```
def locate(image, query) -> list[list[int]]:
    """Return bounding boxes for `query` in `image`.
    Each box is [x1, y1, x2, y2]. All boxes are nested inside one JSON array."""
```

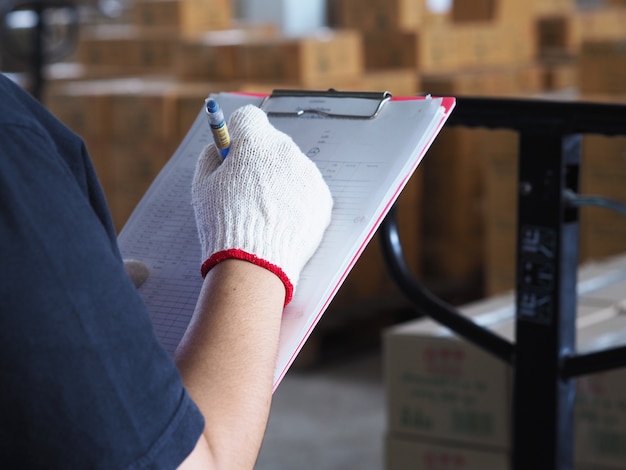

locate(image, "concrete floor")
[[255, 350, 386, 470]]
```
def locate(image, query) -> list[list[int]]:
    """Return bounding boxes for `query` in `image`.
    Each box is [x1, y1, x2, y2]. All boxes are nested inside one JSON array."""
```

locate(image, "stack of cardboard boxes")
[[41, 0, 626, 346], [384, 253, 626, 469]]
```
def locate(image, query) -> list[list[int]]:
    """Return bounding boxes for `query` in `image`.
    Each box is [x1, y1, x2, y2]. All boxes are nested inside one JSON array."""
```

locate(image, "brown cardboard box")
[[451, 0, 497, 23], [454, 23, 535, 69], [419, 127, 485, 285], [579, 40, 626, 95], [235, 70, 418, 96], [131, 0, 232, 34], [535, 13, 581, 57], [364, 23, 532, 74], [541, 56, 579, 91], [175, 33, 246, 82], [496, 1, 535, 26], [484, 216, 516, 296], [576, 6, 626, 42], [76, 25, 179, 72], [421, 66, 542, 97], [239, 29, 363, 84], [481, 130, 518, 295], [531, 0, 576, 15], [363, 27, 459, 73], [174, 26, 279, 82], [105, 79, 178, 139], [328, 0, 449, 31]]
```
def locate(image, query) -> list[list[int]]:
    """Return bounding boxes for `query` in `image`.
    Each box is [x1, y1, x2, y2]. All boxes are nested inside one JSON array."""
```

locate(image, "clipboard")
[[260, 89, 392, 119], [117, 89, 455, 390]]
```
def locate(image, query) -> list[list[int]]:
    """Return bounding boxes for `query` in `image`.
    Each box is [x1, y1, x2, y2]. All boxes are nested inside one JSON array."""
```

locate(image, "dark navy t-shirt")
[[0, 74, 204, 468]]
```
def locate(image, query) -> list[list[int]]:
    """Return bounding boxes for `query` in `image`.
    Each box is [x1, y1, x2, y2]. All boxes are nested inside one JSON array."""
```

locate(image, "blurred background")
[[3, 0, 626, 468]]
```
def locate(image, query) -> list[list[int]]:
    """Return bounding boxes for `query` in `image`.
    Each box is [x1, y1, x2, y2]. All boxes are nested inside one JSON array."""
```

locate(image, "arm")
[[173, 104, 333, 469], [175, 260, 284, 469]]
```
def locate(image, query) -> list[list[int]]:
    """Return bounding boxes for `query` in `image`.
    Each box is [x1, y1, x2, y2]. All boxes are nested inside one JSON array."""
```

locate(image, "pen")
[[205, 98, 231, 158]]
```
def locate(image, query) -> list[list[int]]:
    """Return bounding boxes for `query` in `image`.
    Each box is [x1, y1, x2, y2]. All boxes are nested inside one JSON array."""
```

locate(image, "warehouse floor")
[[255, 349, 386, 470]]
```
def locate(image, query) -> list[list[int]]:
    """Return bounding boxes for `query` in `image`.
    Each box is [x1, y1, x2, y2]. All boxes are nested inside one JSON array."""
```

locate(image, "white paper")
[[117, 92, 453, 389]]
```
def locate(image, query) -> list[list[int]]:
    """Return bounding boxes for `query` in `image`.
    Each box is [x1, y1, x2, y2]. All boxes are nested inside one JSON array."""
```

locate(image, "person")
[[0, 72, 333, 468]]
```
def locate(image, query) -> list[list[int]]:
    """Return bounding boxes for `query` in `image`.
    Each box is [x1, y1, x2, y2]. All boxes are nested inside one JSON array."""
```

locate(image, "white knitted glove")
[[191, 104, 333, 305]]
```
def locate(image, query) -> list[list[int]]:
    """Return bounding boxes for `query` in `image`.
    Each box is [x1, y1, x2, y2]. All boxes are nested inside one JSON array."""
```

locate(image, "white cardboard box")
[[574, 308, 626, 469], [384, 301, 612, 450], [384, 256, 626, 451]]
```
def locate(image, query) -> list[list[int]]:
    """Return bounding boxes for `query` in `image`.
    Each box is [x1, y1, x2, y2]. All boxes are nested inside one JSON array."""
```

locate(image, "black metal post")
[[512, 132, 581, 470]]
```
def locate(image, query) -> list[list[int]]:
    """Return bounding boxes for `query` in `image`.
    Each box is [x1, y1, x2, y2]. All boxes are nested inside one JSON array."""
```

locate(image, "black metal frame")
[[380, 97, 626, 470]]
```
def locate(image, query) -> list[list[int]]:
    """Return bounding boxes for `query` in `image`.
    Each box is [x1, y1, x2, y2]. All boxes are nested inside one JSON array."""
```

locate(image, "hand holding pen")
[[205, 99, 231, 159], [191, 104, 333, 305]]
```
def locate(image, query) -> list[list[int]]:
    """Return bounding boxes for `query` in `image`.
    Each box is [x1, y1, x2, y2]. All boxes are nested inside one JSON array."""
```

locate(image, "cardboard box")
[[104, 79, 178, 139], [451, 0, 497, 23], [541, 56, 579, 91], [363, 27, 459, 73], [576, 6, 626, 42], [239, 29, 363, 84], [235, 67, 418, 95], [496, 1, 535, 26], [421, 65, 542, 97], [386, 434, 510, 470], [532, 0, 576, 15], [385, 257, 626, 451], [579, 39, 626, 95], [456, 23, 535, 68], [76, 25, 179, 72], [131, 0, 232, 34], [419, 127, 485, 284], [535, 13, 581, 57], [364, 22, 533, 74], [329, 0, 450, 31], [174, 27, 278, 82], [574, 302, 626, 469], [484, 217, 516, 296]]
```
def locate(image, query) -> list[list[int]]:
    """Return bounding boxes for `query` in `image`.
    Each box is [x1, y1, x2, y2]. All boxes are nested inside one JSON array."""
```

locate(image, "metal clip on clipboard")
[[260, 89, 393, 120]]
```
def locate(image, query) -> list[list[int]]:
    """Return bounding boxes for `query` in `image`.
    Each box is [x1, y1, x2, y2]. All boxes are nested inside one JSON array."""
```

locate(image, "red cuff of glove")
[[201, 249, 294, 306]]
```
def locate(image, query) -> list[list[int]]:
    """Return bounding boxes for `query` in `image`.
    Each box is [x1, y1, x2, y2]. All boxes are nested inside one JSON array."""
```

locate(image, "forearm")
[[174, 259, 284, 470]]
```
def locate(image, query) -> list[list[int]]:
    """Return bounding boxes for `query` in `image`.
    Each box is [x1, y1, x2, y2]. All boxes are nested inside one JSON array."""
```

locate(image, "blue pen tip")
[[206, 99, 219, 113]]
